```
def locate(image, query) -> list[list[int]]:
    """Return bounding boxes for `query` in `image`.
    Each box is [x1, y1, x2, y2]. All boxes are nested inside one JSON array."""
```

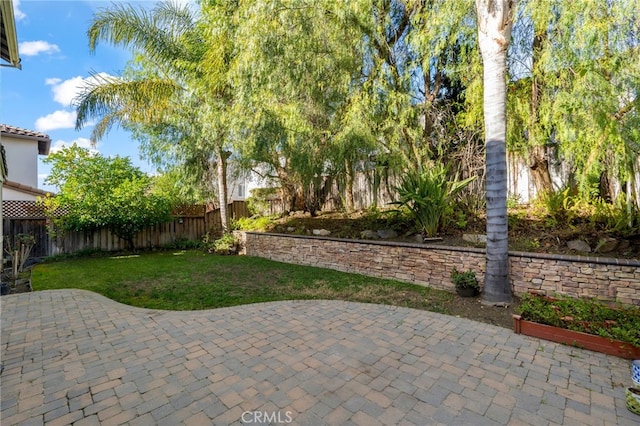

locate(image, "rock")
[[567, 239, 591, 252], [595, 237, 619, 253], [617, 240, 630, 251], [360, 230, 379, 239], [414, 234, 425, 243], [286, 227, 296, 232], [312, 229, 331, 236], [423, 237, 444, 243], [462, 234, 487, 244], [377, 229, 398, 239]]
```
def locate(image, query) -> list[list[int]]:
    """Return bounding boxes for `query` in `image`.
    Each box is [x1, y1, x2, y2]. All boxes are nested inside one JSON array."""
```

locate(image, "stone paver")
[[1, 290, 638, 425]]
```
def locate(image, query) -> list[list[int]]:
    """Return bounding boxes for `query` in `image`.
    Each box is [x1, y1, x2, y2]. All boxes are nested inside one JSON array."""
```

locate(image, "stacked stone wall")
[[239, 232, 640, 306]]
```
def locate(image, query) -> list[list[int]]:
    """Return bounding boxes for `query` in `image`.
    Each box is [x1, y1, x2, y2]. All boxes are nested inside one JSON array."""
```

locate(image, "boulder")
[[595, 238, 619, 253], [360, 230, 379, 239], [377, 229, 398, 239], [462, 234, 487, 244], [567, 239, 591, 253], [617, 240, 631, 251], [312, 229, 331, 236]]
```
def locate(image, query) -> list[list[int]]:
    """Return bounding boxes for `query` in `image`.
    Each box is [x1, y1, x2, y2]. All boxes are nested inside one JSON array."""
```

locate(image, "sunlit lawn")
[[33, 250, 454, 312]]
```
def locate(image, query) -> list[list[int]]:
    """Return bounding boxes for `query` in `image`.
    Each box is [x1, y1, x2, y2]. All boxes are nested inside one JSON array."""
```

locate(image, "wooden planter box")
[[513, 314, 640, 359]]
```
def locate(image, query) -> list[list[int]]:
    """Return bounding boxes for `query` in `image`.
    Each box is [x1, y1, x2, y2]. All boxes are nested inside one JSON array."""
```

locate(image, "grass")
[[33, 250, 455, 312]]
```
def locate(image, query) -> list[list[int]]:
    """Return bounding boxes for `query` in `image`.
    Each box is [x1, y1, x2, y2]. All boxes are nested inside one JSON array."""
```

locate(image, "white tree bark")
[[476, 0, 514, 304]]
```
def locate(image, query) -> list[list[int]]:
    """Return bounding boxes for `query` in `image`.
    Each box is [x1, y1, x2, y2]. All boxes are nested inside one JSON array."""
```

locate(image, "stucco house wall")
[[1, 124, 51, 201], [2, 136, 39, 188]]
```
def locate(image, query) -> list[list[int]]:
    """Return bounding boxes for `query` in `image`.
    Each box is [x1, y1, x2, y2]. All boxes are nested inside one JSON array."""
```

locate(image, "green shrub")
[[44, 248, 108, 262], [202, 233, 238, 255], [246, 188, 279, 216], [165, 238, 202, 250], [532, 187, 574, 226], [450, 268, 479, 290], [391, 163, 476, 237], [232, 216, 275, 231]]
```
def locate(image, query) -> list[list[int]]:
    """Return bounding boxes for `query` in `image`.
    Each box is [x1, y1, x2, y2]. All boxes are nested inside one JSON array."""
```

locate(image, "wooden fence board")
[[3, 218, 49, 258], [205, 201, 250, 234]]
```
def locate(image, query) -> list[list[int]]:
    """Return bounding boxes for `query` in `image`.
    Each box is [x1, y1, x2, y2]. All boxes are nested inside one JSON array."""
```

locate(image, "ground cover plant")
[[32, 250, 516, 328], [517, 292, 640, 347]]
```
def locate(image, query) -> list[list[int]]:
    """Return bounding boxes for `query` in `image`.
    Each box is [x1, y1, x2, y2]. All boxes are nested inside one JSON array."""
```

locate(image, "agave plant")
[[391, 162, 476, 237]]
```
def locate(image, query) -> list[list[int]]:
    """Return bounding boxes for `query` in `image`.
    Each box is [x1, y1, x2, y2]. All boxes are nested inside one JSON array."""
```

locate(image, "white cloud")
[[14, 0, 26, 21], [50, 137, 98, 153], [35, 110, 77, 132], [19, 41, 60, 56], [46, 73, 114, 107], [45, 78, 61, 86]]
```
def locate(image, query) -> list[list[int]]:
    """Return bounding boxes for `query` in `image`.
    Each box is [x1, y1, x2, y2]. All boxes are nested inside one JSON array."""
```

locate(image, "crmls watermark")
[[241, 411, 293, 424]]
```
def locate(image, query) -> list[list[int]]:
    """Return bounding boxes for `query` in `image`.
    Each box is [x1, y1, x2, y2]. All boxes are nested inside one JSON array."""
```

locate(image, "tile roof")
[[1, 124, 51, 155], [3, 180, 52, 198]]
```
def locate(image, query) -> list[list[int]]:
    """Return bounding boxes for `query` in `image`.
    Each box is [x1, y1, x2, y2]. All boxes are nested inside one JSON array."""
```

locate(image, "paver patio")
[[1, 290, 638, 425]]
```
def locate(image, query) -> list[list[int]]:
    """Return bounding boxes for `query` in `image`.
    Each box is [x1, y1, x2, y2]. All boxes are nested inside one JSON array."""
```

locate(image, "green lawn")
[[33, 250, 454, 312]]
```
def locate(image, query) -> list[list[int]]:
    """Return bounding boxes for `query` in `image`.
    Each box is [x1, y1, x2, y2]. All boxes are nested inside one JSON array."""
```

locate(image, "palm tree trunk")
[[476, 0, 514, 305]]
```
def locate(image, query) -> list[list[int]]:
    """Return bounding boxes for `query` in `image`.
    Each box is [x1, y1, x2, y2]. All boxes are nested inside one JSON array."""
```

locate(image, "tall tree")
[[41, 145, 172, 250], [508, 0, 640, 206], [476, 0, 515, 305], [75, 1, 234, 233], [230, 0, 371, 214]]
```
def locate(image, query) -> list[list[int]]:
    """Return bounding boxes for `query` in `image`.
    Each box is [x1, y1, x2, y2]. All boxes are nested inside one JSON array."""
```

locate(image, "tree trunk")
[[529, 145, 553, 195], [216, 147, 230, 234], [345, 158, 355, 213], [528, 31, 554, 196], [476, 0, 514, 305]]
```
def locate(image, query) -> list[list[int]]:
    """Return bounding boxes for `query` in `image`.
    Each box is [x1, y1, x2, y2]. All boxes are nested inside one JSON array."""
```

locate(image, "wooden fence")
[[206, 201, 250, 234], [49, 217, 207, 255], [3, 218, 49, 258], [2, 201, 249, 257]]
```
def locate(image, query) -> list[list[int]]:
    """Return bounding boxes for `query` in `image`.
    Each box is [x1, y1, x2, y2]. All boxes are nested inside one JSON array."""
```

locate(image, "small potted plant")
[[451, 267, 480, 297]]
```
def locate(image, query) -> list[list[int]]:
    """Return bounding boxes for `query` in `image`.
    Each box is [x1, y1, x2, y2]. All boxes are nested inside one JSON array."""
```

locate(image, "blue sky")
[[1, 0, 191, 192]]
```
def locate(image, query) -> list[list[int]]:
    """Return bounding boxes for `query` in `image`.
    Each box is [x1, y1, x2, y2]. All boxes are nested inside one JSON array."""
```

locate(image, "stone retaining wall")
[[239, 232, 640, 306]]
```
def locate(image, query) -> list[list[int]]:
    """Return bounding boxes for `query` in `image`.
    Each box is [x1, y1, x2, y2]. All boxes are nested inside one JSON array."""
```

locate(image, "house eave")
[[0, 125, 52, 155], [0, 0, 21, 70], [3, 180, 52, 197]]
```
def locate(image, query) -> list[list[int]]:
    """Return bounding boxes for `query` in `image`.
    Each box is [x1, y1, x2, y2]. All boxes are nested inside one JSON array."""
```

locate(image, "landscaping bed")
[[514, 292, 640, 358]]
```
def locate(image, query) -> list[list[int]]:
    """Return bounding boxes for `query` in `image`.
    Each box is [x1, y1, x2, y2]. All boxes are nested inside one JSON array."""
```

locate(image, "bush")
[[232, 216, 275, 231], [450, 268, 479, 290], [246, 188, 279, 216], [391, 163, 476, 237], [202, 233, 238, 255], [531, 187, 574, 226], [165, 238, 202, 250]]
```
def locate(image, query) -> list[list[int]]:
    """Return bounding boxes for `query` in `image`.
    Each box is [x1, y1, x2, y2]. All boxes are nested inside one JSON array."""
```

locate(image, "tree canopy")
[[41, 145, 173, 249], [75, 0, 639, 225]]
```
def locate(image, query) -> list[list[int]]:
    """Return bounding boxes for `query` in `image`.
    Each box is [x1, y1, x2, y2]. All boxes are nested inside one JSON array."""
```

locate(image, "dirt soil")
[[445, 295, 519, 329], [263, 209, 638, 329], [266, 210, 639, 259]]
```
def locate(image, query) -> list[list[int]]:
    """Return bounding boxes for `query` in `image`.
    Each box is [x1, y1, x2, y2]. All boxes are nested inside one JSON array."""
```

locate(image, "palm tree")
[[476, 0, 515, 305], [74, 1, 233, 233]]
